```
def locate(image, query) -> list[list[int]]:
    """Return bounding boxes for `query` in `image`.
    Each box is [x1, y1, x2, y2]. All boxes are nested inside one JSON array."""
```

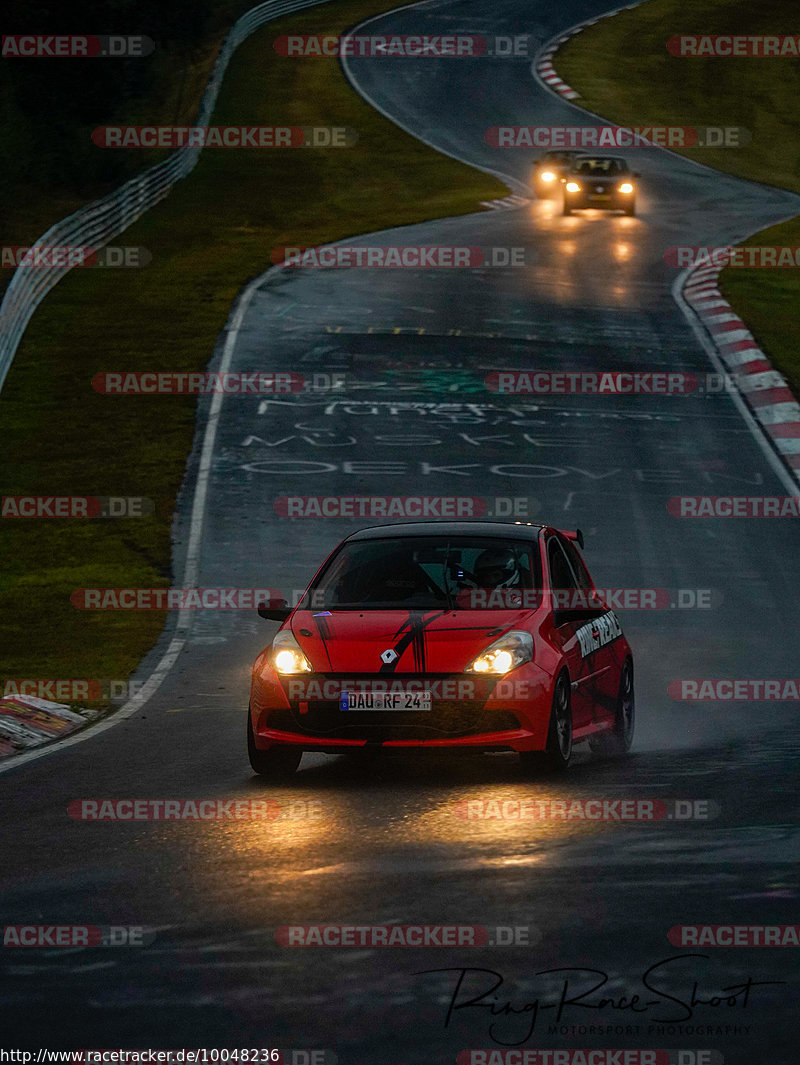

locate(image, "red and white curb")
[[0, 695, 94, 759], [535, 36, 582, 100], [479, 193, 531, 210], [532, 5, 800, 489], [683, 266, 800, 486], [534, 4, 642, 101]]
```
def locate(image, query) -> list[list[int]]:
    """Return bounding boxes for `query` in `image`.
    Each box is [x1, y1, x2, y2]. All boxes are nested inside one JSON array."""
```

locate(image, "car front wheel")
[[247, 708, 302, 778], [520, 672, 573, 774]]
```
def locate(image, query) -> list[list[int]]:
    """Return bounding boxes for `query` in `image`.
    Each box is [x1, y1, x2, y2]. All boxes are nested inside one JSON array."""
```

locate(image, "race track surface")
[[2, 1, 799, 1061]]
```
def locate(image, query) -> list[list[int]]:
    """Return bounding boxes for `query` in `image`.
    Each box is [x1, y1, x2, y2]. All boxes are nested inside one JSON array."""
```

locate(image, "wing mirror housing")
[[257, 595, 291, 621]]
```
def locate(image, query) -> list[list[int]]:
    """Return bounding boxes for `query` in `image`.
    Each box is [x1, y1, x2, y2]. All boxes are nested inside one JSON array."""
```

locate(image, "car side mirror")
[[257, 595, 291, 621]]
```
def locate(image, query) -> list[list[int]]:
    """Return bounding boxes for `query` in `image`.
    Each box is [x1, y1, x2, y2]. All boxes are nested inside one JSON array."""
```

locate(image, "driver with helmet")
[[472, 547, 522, 589]]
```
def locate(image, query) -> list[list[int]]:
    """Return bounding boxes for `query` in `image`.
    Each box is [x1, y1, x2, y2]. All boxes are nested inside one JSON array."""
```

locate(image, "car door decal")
[[574, 610, 623, 658]]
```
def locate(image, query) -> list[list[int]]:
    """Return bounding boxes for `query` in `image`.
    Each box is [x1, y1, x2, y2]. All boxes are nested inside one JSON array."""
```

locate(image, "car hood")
[[288, 609, 534, 674]]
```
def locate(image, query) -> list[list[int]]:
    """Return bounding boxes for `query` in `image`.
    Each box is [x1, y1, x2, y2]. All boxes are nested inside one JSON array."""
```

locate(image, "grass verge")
[[0, 0, 507, 697], [554, 0, 800, 396]]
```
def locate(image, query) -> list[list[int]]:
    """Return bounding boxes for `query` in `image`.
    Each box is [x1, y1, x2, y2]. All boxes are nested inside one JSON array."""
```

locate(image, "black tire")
[[589, 659, 635, 757], [520, 672, 573, 774], [624, 201, 636, 216], [562, 202, 572, 216], [247, 708, 302, 778]]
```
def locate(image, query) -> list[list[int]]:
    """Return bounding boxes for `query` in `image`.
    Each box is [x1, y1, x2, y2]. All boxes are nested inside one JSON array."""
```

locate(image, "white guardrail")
[[0, 0, 330, 395]]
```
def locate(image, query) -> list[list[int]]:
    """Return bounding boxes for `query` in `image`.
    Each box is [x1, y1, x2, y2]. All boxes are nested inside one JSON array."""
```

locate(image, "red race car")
[[248, 521, 634, 777]]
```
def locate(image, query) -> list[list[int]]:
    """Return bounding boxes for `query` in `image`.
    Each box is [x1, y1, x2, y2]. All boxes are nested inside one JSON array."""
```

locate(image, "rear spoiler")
[[558, 528, 584, 549]]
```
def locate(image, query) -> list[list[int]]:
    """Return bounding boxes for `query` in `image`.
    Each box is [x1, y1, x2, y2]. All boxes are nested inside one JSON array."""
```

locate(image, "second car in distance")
[[531, 150, 585, 197], [562, 155, 639, 215]]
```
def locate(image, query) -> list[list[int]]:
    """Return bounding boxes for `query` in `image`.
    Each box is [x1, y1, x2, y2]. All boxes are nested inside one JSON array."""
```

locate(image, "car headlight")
[[619, 182, 634, 194], [540, 170, 556, 182], [566, 182, 581, 193], [465, 630, 533, 675], [269, 630, 312, 674]]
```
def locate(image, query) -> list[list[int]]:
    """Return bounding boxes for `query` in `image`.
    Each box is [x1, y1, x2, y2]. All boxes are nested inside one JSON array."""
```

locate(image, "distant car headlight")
[[269, 630, 312, 674], [566, 182, 581, 193], [540, 170, 556, 182], [619, 183, 634, 194], [465, 630, 533, 675]]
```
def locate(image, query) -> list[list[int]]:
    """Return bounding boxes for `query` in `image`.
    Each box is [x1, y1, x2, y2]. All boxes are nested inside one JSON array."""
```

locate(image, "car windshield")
[[543, 152, 576, 164], [573, 157, 626, 175], [299, 536, 543, 611]]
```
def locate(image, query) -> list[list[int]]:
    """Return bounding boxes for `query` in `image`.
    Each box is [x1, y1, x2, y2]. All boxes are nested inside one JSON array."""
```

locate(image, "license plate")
[[588, 194, 610, 201], [340, 691, 432, 711]]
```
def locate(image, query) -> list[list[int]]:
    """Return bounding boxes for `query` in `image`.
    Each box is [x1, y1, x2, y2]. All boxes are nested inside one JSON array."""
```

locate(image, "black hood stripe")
[[309, 614, 333, 670], [379, 610, 449, 673]]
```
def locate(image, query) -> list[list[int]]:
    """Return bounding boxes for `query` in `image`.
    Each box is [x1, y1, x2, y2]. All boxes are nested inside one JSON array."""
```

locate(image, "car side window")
[[561, 538, 593, 591], [548, 538, 577, 604]]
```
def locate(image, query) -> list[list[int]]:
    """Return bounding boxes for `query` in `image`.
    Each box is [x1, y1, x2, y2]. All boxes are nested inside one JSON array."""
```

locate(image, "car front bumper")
[[250, 666, 554, 752]]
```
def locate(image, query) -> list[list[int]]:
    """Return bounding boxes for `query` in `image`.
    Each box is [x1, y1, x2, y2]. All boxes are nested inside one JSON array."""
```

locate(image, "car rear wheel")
[[520, 673, 573, 774], [589, 659, 634, 757], [247, 708, 302, 778]]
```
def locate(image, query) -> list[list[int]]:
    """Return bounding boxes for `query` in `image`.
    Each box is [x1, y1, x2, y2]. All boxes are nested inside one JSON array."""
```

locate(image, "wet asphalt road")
[[2, 0, 799, 1061]]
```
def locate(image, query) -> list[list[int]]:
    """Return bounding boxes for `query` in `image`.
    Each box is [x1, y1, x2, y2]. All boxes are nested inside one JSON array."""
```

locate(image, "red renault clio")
[[248, 521, 634, 777]]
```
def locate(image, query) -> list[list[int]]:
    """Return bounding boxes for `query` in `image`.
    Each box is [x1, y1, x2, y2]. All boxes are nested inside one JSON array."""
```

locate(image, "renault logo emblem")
[[380, 649, 398, 664]]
